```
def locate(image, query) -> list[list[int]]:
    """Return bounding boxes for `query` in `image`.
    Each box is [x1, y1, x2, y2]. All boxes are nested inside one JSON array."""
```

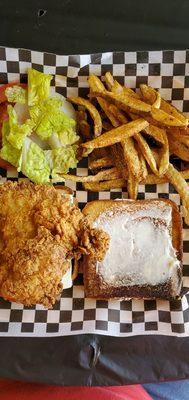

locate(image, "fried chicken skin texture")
[[0, 182, 109, 307]]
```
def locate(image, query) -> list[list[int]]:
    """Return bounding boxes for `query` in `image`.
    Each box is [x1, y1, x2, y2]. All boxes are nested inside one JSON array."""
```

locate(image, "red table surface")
[[0, 379, 152, 400]]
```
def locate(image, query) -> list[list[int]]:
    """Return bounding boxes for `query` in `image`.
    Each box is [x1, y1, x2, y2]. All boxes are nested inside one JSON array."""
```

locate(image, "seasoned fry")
[[88, 75, 120, 127], [167, 128, 189, 146], [83, 179, 127, 191], [159, 130, 169, 175], [160, 99, 188, 125], [83, 168, 189, 191], [134, 133, 158, 175], [104, 72, 115, 90], [121, 137, 141, 179], [127, 171, 139, 200], [68, 96, 102, 136], [138, 150, 148, 180], [104, 72, 139, 98], [92, 90, 151, 113], [140, 84, 157, 104], [88, 156, 113, 170], [140, 84, 161, 109], [97, 98, 120, 127], [76, 110, 91, 141], [168, 137, 189, 161], [140, 84, 188, 126], [166, 163, 189, 224], [62, 168, 121, 183], [129, 111, 166, 144], [81, 119, 149, 150], [151, 107, 186, 127], [110, 143, 127, 175], [88, 74, 105, 92], [109, 104, 128, 124]]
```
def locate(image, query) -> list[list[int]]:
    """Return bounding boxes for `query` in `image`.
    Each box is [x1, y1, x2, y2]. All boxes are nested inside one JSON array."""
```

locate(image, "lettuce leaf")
[[21, 138, 50, 184], [5, 85, 26, 104], [46, 145, 78, 182], [30, 97, 78, 144], [28, 68, 52, 106], [7, 105, 34, 150], [0, 120, 22, 169]]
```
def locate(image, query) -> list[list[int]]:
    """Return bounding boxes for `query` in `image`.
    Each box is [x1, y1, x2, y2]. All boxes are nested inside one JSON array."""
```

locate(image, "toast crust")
[[83, 199, 183, 300]]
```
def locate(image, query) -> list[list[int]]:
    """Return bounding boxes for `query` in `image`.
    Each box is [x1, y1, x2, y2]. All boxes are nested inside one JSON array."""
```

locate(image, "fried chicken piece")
[[0, 182, 109, 307], [0, 227, 69, 307]]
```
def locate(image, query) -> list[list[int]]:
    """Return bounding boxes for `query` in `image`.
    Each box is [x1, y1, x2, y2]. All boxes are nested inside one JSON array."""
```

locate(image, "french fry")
[[62, 167, 122, 183], [151, 107, 186, 127], [76, 110, 91, 141], [140, 84, 161, 109], [127, 171, 139, 200], [140, 84, 188, 125], [92, 90, 151, 113], [88, 74, 106, 92], [84, 169, 189, 191], [81, 119, 149, 150], [104, 72, 139, 98], [140, 84, 157, 104], [88, 156, 113, 170], [110, 143, 128, 176], [83, 178, 127, 191], [97, 98, 120, 127], [88, 75, 120, 127], [68, 96, 102, 137], [161, 99, 188, 126], [142, 174, 167, 184], [138, 149, 148, 180], [144, 169, 189, 183], [109, 104, 128, 124], [121, 137, 141, 179], [159, 130, 169, 175], [129, 111, 166, 144], [134, 133, 158, 175], [166, 163, 189, 224], [168, 137, 189, 161], [167, 128, 189, 146], [104, 72, 115, 90]]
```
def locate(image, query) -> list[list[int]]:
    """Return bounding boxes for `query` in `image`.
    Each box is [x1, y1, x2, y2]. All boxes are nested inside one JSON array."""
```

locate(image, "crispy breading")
[[0, 182, 109, 307]]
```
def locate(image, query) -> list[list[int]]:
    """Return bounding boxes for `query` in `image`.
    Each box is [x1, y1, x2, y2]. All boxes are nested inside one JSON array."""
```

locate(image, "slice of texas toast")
[[82, 199, 183, 300]]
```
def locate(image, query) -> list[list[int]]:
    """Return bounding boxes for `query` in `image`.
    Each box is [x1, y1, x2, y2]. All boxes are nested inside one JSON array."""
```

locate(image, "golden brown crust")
[[0, 182, 109, 307], [83, 198, 183, 300]]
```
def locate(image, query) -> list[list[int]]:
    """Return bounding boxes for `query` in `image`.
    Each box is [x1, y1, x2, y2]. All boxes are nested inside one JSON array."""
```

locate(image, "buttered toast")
[[82, 199, 183, 300]]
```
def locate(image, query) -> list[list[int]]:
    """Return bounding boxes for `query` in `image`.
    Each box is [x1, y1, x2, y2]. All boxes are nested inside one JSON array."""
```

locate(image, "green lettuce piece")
[[21, 138, 50, 184], [48, 121, 79, 148], [46, 145, 78, 182], [7, 105, 34, 150], [29, 97, 62, 139], [5, 85, 26, 104], [30, 97, 78, 144], [0, 120, 22, 169], [28, 68, 52, 106]]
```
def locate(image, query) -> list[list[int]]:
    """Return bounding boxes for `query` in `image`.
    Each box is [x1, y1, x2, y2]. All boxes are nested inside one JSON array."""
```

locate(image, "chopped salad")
[[0, 69, 79, 183]]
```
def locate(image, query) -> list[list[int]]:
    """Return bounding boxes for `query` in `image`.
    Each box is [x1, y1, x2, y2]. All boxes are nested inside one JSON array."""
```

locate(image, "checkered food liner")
[[0, 47, 189, 338]]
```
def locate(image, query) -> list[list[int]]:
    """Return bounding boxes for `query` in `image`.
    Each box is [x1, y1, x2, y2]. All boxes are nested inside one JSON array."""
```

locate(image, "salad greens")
[[5, 85, 26, 104], [1, 120, 22, 169], [1, 68, 79, 183]]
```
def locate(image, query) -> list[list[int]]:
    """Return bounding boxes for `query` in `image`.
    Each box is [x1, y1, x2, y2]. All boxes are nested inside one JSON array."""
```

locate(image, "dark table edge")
[[0, 334, 188, 386]]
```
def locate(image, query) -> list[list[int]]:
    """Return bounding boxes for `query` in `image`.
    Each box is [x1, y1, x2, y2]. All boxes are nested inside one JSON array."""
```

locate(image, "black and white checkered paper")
[[0, 47, 189, 337]]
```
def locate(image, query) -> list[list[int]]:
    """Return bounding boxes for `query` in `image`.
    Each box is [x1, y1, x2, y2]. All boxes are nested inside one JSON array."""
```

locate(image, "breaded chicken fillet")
[[0, 182, 109, 307]]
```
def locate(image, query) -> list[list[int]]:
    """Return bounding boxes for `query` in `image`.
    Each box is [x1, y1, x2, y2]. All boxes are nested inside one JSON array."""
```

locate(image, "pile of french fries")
[[64, 72, 189, 224]]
